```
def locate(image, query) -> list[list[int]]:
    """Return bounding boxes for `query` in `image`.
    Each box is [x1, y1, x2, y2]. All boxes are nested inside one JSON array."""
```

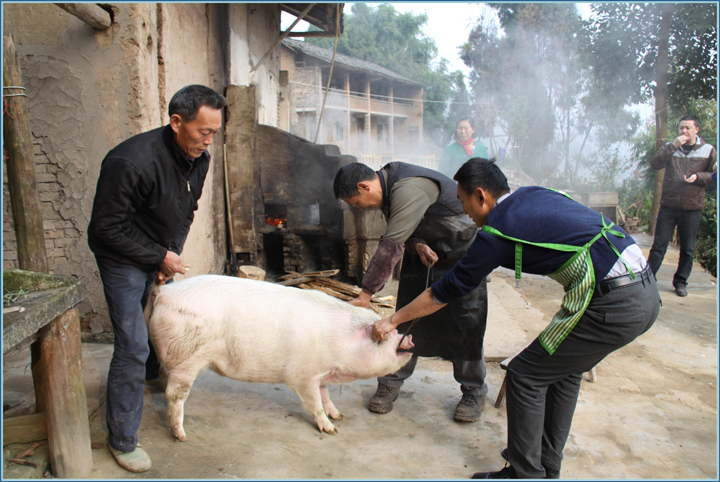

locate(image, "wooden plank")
[[300, 283, 353, 301], [225, 85, 258, 254], [279, 269, 339, 281], [237, 265, 266, 280], [40, 308, 92, 478], [2, 413, 47, 445], [54, 3, 112, 29]]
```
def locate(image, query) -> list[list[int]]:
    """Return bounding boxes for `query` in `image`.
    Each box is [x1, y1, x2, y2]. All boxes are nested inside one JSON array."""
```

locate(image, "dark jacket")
[[381, 162, 463, 218], [651, 136, 716, 211], [88, 125, 211, 270], [380, 162, 486, 360]]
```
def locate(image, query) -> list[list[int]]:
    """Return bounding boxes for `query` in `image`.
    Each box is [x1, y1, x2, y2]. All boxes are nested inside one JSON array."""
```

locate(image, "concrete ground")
[[3, 232, 717, 479]]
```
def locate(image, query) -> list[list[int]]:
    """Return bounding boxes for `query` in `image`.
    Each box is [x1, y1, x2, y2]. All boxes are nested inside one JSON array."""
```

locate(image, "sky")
[[280, 3, 593, 79], [280, 2, 486, 77]]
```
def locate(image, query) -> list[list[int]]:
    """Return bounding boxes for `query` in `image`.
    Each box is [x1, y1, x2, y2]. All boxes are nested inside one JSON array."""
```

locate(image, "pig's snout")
[[397, 334, 414, 351]]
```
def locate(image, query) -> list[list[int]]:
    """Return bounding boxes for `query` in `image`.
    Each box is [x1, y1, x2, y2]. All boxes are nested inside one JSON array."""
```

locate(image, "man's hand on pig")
[[371, 315, 398, 342], [348, 289, 372, 308], [160, 250, 189, 278]]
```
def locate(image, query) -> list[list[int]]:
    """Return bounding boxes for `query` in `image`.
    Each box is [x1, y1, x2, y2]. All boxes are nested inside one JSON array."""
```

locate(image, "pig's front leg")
[[320, 385, 343, 421], [291, 380, 338, 435]]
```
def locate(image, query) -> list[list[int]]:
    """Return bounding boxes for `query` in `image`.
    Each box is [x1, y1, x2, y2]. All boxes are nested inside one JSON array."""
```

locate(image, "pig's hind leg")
[[320, 385, 343, 421], [165, 363, 203, 442], [291, 379, 338, 435]]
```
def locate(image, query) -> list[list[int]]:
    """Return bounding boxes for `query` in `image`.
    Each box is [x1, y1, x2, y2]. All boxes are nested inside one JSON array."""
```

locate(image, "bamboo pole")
[[3, 17, 48, 274], [4, 16, 50, 415]]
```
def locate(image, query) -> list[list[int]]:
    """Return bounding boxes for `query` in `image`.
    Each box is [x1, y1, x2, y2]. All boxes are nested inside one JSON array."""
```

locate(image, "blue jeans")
[[96, 260, 160, 453], [647, 206, 702, 288]]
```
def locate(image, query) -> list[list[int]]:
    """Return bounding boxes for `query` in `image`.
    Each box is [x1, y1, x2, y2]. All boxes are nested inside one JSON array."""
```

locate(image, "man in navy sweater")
[[372, 159, 661, 479]]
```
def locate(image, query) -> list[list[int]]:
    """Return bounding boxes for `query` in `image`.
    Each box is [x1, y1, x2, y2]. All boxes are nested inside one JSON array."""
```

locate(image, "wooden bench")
[[3, 269, 92, 478], [494, 346, 597, 408]]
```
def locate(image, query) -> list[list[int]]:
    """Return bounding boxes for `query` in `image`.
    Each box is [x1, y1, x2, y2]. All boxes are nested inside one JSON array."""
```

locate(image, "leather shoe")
[[368, 384, 400, 414], [675, 285, 688, 297], [454, 394, 485, 422], [472, 465, 516, 479]]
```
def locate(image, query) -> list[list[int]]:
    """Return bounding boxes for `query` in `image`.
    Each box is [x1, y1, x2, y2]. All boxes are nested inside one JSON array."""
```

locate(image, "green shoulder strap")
[[481, 188, 635, 287]]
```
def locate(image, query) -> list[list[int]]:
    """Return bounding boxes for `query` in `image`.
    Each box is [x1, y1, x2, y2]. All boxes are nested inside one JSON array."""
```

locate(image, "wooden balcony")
[[292, 85, 413, 117]]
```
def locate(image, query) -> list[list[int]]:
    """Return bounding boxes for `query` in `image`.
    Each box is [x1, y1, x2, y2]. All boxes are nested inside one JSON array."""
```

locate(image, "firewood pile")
[[277, 270, 395, 312]]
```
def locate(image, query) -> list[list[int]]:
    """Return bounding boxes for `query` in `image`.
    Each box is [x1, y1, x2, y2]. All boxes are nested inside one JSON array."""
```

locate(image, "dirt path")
[[3, 234, 717, 479]]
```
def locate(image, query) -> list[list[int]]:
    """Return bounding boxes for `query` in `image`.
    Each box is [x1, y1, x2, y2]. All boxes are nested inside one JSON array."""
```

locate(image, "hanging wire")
[[313, 3, 341, 144]]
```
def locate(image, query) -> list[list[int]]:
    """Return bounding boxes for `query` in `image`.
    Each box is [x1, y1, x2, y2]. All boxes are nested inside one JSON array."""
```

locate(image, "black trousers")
[[647, 206, 702, 288], [502, 270, 661, 478]]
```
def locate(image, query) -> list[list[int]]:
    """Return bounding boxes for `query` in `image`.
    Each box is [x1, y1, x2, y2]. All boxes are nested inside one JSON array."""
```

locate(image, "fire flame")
[[265, 212, 287, 227]]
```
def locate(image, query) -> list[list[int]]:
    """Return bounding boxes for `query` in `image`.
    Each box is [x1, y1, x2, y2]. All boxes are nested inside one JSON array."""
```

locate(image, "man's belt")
[[599, 264, 653, 295]]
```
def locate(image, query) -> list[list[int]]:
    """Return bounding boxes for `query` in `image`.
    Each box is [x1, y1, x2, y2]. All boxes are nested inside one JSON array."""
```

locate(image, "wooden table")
[[3, 269, 92, 478]]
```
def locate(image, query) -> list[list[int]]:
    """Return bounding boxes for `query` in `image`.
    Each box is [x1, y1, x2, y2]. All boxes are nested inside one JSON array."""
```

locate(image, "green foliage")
[[585, 3, 717, 111], [463, 3, 617, 184], [695, 189, 717, 277], [306, 3, 467, 145]]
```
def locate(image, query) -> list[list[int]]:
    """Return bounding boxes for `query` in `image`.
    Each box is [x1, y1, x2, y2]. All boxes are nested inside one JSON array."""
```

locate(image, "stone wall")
[[2, 3, 279, 333]]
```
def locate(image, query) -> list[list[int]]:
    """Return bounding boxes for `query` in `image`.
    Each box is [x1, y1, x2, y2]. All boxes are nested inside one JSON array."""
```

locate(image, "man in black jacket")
[[88, 85, 225, 473]]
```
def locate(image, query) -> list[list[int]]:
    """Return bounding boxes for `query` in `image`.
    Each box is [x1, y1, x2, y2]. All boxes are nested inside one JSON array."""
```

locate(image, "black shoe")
[[368, 384, 400, 414], [675, 285, 688, 297], [454, 394, 485, 422], [544, 468, 560, 479], [472, 465, 517, 479]]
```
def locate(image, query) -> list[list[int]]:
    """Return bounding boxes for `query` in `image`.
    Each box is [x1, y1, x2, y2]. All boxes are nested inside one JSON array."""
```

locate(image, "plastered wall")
[[2, 3, 278, 333]]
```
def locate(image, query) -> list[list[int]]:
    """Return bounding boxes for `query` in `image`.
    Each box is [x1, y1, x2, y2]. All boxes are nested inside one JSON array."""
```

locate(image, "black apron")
[[396, 214, 487, 360]]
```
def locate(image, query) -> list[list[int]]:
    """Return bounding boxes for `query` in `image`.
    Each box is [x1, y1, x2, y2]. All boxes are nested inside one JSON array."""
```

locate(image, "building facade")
[[279, 38, 436, 170]]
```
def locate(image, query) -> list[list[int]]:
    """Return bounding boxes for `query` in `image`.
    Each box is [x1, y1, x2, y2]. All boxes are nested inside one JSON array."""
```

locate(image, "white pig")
[[144, 274, 414, 441]]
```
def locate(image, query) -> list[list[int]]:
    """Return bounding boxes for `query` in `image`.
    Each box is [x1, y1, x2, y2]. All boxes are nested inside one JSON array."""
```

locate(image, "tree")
[[306, 3, 467, 145], [461, 3, 609, 184], [584, 3, 717, 233]]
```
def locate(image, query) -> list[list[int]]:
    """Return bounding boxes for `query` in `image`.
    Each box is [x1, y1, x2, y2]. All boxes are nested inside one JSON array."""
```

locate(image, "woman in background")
[[437, 116, 489, 179]]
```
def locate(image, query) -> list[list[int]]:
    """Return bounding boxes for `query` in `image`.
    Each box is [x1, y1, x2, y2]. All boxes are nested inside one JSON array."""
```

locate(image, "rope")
[[3, 97, 21, 119]]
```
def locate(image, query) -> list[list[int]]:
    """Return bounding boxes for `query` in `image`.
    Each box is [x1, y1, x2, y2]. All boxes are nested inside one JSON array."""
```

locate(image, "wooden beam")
[[286, 31, 340, 38], [2, 17, 48, 274], [4, 19, 51, 417], [41, 309, 92, 478], [250, 3, 315, 74], [3, 413, 48, 445], [55, 3, 112, 29]]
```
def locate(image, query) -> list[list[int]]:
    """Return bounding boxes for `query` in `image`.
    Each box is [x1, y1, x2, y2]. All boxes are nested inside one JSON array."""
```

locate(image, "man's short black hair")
[[168, 85, 226, 121], [333, 163, 376, 199], [454, 158, 510, 199], [679, 115, 700, 129]]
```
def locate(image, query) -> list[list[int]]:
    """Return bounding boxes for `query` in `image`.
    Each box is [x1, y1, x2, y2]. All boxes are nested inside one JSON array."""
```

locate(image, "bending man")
[[334, 161, 488, 423], [372, 159, 661, 479]]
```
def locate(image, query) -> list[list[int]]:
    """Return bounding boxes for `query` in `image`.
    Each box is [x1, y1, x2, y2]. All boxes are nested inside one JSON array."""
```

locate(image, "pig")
[[143, 274, 414, 441]]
